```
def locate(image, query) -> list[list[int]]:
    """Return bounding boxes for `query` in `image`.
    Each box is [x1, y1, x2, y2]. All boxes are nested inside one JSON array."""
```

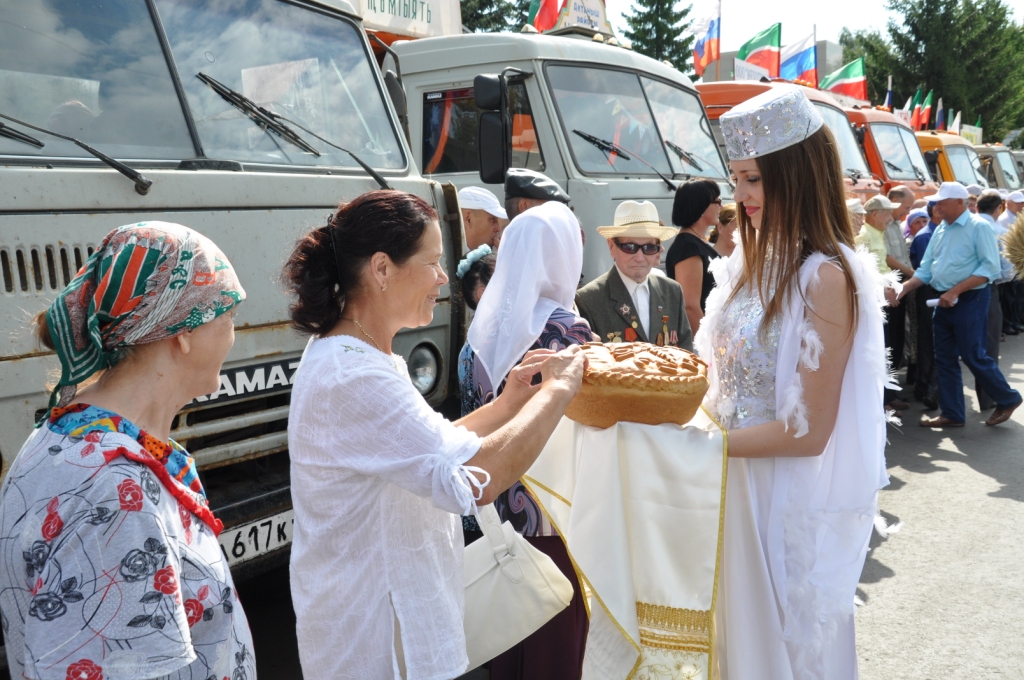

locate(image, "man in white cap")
[[575, 201, 692, 349], [846, 197, 866, 229], [899, 182, 1022, 427], [998, 189, 1023, 229], [458, 186, 508, 251], [858, 194, 910, 410], [966, 183, 984, 213]]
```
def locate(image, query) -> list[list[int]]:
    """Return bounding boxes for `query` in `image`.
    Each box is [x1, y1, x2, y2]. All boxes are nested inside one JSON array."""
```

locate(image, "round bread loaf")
[[564, 342, 709, 429]]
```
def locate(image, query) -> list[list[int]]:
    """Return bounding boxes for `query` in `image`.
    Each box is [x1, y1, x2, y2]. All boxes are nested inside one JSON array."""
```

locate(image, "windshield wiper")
[[0, 112, 152, 194], [573, 130, 676, 191], [845, 167, 865, 180], [883, 159, 906, 174], [665, 141, 731, 182], [665, 141, 702, 171], [273, 115, 391, 190], [197, 72, 320, 156], [0, 121, 44, 149]]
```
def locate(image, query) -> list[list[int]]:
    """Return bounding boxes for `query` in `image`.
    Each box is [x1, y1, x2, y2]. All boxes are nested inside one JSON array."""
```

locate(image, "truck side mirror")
[[479, 111, 510, 184], [384, 70, 409, 143], [923, 150, 939, 165], [474, 74, 502, 111], [475, 74, 510, 184], [853, 125, 865, 145]]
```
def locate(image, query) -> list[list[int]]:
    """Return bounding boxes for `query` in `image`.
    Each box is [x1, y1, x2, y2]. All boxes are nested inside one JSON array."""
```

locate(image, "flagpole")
[[714, 0, 722, 82]]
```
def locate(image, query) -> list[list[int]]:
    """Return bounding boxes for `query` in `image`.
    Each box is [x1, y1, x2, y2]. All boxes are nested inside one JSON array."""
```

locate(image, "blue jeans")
[[933, 286, 1021, 423]]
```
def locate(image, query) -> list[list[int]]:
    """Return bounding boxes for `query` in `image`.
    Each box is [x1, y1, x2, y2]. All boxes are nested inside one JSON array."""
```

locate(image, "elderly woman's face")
[[391, 219, 448, 329], [183, 310, 236, 398], [731, 159, 764, 230]]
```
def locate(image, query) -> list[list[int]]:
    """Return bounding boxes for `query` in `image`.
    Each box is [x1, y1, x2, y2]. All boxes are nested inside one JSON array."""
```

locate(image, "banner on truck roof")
[[960, 124, 983, 145], [734, 58, 769, 82], [554, 0, 615, 35], [357, 0, 461, 38], [829, 93, 871, 109]]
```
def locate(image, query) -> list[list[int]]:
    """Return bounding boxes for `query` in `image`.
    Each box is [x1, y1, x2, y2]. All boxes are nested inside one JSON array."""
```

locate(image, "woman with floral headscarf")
[[0, 222, 255, 680]]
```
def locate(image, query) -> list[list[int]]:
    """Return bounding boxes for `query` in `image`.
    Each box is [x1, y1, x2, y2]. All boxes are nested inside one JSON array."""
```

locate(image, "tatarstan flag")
[[737, 23, 781, 77], [819, 57, 868, 101], [919, 90, 933, 130], [528, 0, 564, 32], [908, 88, 922, 129]]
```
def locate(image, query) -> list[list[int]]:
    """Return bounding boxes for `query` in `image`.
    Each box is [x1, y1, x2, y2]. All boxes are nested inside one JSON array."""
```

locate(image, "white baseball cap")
[[965, 184, 984, 197], [1008, 190, 1024, 203], [923, 182, 970, 202], [998, 189, 1009, 199], [864, 195, 899, 212], [458, 186, 508, 219], [846, 197, 867, 215]]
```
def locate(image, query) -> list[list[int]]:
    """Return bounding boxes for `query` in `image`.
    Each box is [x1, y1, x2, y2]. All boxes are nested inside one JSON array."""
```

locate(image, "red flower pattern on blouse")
[[117, 479, 144, 512], [65, 658, 103, 680], [184, 598, 204, 627], [42, 497, 63, 541], [153, 565, 178, 595]]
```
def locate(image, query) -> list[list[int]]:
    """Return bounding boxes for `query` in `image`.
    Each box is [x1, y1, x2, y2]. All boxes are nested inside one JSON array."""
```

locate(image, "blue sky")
[[602, 0, 1024, 53]]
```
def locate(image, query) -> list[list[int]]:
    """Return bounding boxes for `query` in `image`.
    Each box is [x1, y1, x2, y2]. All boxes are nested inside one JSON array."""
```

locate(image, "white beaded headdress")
[[720, 85, 824, 161]]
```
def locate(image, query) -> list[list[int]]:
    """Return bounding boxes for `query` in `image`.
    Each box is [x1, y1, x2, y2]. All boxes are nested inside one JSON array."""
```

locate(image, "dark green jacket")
[[575, 267, 693, 350]]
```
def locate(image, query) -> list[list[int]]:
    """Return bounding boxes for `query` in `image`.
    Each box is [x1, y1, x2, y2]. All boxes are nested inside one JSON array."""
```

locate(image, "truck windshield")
[[153, 0, 404, 169], [813, 104, 870, 177], [995, 150, 1022, 189], [0, 0, 194, 160], [946, 145, 989, 187], [547, 65, 674, 177], [871, 124, 929, 182]]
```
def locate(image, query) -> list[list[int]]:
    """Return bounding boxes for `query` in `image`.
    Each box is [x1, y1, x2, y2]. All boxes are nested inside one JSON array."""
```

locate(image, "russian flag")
[[692, 8, 721, 77], [780, 32, 817, 87]]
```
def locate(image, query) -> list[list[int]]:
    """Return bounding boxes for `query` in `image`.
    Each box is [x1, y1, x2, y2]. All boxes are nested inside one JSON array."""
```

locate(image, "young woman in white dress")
[[694, 87, 892, 679]]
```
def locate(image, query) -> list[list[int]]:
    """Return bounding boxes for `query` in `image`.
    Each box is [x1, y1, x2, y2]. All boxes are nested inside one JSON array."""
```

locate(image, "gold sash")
[[522, 408, 727, 680]]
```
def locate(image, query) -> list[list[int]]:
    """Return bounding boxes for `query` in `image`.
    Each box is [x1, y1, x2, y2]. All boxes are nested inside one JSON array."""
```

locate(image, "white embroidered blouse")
[[287, 336, 484, 680]]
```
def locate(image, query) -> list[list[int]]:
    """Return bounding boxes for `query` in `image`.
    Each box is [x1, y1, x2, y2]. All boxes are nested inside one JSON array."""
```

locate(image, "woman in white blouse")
[[283, 190, 586, 680]]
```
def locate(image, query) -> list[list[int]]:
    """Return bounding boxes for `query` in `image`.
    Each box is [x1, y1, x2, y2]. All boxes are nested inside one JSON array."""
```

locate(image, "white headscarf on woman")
[[468, 200, 583, 389]]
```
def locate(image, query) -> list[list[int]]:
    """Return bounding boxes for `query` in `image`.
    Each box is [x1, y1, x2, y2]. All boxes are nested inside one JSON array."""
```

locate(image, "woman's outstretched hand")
[[541, 345, 588, 394]]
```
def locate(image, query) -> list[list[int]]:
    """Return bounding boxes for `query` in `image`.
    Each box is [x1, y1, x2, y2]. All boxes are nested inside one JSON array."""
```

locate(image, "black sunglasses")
[[614, 239, 662, 255]]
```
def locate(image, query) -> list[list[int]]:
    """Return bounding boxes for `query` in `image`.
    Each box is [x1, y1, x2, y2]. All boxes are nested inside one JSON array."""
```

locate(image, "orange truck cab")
[[696, 81, 881, 202], [845, 107, 939, 200], [915, 131, 990, 188]]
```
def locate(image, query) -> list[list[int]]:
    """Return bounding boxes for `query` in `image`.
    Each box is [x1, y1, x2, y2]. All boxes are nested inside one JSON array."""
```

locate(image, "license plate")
[[218, 509, 294, 567]]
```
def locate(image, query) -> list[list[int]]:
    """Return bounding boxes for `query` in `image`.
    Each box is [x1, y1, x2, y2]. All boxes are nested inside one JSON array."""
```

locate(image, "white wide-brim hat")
[[596, 200, 679, 241]]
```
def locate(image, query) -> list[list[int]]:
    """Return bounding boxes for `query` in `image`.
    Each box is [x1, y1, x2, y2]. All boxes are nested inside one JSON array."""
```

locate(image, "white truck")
[[0, 0, 465, 613], [391, 30, 732, 280]]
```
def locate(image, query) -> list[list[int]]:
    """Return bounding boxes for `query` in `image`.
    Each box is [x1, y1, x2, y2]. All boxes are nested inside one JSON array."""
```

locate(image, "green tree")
[[622, 0, 694, 75], [838, 28, 896, 105], [461, 0, 516, 32], [880, 0, 1024, 141]]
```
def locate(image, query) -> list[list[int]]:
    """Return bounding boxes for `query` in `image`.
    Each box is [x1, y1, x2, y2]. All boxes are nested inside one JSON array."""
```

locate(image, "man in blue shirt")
[[899, 182, 1023, 427]]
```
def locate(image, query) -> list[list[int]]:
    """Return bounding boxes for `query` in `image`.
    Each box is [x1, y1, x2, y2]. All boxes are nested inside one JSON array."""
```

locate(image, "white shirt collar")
[[614, 265, 649, 296]]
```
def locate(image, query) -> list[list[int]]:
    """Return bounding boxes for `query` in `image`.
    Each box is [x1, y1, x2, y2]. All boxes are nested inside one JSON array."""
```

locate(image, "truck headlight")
[[408, 345, 439, 395]]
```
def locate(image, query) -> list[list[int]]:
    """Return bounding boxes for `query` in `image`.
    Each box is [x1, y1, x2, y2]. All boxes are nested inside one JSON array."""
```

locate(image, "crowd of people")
[[0, 84, 1020, 680]]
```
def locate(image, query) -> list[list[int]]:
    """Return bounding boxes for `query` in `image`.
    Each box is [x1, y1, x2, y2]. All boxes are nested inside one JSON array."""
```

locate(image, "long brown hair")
[[732, 125, 857, 333]]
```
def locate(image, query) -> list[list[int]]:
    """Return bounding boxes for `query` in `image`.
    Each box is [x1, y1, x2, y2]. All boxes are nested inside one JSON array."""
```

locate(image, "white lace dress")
[[287, 336, 484, 680]]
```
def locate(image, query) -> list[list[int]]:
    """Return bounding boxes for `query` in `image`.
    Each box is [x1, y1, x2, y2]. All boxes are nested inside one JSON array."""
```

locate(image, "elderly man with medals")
[[576, 201, 693, 350]]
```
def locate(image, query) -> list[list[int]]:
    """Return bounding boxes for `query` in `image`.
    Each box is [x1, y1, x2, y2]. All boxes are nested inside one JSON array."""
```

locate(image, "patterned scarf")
[[45, 221, 245, 411]]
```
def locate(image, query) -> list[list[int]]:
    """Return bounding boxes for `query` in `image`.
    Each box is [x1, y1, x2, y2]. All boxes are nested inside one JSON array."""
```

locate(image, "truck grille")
[[171, 391, 291, 470], [1, 244, 94, 293]]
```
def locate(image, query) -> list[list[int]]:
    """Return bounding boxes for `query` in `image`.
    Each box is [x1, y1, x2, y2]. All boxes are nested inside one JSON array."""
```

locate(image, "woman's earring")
[[382, 285, 388, 292]]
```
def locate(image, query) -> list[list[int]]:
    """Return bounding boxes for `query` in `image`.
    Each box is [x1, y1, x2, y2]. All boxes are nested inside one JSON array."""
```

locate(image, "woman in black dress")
[[666, 179, 722, 333]]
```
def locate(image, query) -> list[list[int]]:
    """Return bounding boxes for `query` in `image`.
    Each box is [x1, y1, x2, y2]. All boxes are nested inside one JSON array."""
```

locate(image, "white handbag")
[[462, 503, 575, 670]]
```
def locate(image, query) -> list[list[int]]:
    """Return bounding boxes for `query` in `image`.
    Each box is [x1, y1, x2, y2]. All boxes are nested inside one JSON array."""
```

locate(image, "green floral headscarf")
[[45, 221, 246, 411]]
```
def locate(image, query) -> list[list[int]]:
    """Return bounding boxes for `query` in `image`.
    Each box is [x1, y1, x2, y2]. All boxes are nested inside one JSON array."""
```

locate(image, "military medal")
[[620, 303, 631, 316], [606, 331, 623, 343], [661, 315, 670, 346], [624, 315, 639, 342], [669, 330, 678, 346]]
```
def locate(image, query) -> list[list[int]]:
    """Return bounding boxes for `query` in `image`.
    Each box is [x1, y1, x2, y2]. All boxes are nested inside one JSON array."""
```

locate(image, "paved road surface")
[[7, 338, 1019, 680]]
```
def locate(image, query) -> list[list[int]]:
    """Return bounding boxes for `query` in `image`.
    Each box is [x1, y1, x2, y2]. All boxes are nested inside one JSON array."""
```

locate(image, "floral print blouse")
[[0, 405, 255, 680], [459, 307, 593, 537]]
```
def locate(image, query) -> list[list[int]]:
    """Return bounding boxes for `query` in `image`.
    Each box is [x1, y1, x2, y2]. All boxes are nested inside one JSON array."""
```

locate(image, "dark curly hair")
[[460, 253, 496, 311], [283, 190, 438, 336], [671, 178, 720, 229]]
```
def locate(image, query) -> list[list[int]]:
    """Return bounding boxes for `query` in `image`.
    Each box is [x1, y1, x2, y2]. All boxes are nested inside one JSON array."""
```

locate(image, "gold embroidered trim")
[[636, 603, 711, 634], [639, 629, 711, 654]]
